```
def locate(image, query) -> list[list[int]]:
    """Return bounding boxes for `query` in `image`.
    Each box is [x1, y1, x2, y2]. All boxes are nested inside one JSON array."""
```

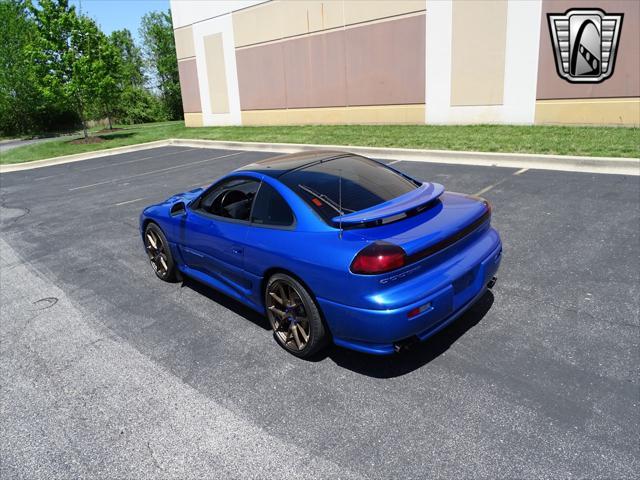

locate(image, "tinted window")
[[251, 182, 294, 227], [280, 155, 419, 223], [196, 177, 260, 221]]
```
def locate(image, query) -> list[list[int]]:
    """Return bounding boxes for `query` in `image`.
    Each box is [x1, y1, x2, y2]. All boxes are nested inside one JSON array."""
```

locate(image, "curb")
[[170, 139, 640, 175], [1, 138, 638, 175]]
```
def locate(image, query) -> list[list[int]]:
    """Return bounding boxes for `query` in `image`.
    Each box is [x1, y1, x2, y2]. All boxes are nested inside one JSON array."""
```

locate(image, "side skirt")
[[178, 265, 265, 315]]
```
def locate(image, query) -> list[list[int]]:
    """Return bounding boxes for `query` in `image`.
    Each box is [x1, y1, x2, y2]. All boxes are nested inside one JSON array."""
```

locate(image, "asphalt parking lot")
[[1, 146, 638, 479]]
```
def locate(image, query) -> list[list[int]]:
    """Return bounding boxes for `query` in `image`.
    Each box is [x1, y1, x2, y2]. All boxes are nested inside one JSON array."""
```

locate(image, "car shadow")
[[180, 277, 271, 331], [321, 290, 495, 378], [181, 274, 494, 378]]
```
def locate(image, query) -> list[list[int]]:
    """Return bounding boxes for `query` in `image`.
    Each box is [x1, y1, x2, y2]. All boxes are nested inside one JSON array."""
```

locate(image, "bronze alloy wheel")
[[144, 225, 172, 280], [265, 273, 329, 358], [266, 279, 311, 351]]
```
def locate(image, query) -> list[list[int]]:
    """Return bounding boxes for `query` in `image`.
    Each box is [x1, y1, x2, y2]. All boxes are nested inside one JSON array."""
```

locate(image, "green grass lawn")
[[1, 121, 638, 164]]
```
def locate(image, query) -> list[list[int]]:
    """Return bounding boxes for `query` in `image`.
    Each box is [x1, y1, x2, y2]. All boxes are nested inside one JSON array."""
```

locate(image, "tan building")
[[170, 0, 639, 127]]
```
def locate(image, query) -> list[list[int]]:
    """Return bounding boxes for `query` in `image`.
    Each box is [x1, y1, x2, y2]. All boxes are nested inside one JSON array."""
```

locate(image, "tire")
[[265, 273, 328, 358], [143, 223, 179, 282]]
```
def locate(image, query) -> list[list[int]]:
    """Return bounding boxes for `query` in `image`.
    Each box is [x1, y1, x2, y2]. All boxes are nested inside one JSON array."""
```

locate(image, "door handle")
[[232, 247, 243, 255]]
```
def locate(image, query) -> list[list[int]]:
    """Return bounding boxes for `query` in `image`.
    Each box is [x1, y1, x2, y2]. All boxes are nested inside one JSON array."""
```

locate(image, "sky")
[[69, 0, 170, 42]]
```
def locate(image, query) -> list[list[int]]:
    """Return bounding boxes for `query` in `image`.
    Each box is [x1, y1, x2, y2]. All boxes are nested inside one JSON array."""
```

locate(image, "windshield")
[[280, 155, 420, 224]]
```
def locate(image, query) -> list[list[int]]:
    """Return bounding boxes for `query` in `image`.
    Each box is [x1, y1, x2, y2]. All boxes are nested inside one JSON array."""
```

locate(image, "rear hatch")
[[341, 191, 494, 312]]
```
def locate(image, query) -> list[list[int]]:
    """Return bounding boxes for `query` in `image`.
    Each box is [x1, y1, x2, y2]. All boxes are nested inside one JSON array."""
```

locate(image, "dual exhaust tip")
[[393, 276, 498, 353]]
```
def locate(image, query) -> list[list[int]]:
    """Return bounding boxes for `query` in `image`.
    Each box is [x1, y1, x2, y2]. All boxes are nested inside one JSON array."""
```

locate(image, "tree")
[[0, 0, 37, 135], [107, 29, 168, 126], [29, 0, 115, 139], [1, 0, 178, 137], [93, 34, 124, 130], [110, 29, 145, 88], [0, 0, 75, 135], [140, 10, 183, 120]]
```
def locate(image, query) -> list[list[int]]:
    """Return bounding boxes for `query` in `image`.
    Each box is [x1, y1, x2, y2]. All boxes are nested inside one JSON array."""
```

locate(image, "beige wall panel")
[[233, 1, 344, 47], [177, 59, 202, 113], [184, 113, 204, 127], [536, 0, 640, 100], [450, 0, 508, 106], [233, 1, 282, 47], [315, 1, 344, 31], [345, 14, 426, 106], [283, 29, 347, 108], [236, 42, 287, 110], [280, 1, 343, 38], [204, 33, 230, 114], [174, 26, 195, 59], [535, 98, 640, 126], [343, 1, 425, 26], [232, 0, 425, 47], [241, 105, 425, 125]]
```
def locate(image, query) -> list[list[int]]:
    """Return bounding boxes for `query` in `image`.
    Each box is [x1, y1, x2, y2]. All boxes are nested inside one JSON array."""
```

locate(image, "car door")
[[180, 176, 261, 295], [243, 181, 298, 305]]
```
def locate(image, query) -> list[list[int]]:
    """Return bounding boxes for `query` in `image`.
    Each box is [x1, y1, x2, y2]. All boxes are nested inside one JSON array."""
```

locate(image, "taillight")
[[350, 242, 407, 275], [483, 199, 492, 216]]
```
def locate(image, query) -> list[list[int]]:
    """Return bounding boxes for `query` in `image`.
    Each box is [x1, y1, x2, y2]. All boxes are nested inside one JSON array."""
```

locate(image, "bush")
[[116, 87, 169, 125]]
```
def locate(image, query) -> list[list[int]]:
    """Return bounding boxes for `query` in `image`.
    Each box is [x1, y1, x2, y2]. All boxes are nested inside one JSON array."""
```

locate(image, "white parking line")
[[474, 178, 509, 196], [114, 197, 146, 207], [34, 173, 66, 181], [68, 151, 244, 191], [474, 167, 529, 195], [35, 148, 197, 181], [80, 148, 197, 172], [387, 160, 403, 165]]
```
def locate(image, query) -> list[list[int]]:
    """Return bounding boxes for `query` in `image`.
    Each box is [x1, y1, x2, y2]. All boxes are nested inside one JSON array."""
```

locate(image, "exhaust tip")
[[393, 336, 419, 353], [487, 276, 497, 289]]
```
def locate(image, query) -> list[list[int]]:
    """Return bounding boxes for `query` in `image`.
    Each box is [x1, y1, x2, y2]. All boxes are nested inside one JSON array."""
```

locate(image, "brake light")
[[350, 242, 407, 275]]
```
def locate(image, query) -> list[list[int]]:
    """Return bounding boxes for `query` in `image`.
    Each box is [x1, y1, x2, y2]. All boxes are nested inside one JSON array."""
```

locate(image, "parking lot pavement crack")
[[146, 441, 165, 471], [0, 203, 30, 226]]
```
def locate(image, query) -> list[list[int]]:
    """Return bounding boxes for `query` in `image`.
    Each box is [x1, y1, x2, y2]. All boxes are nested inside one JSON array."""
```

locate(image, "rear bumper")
[[317, 230, 502, 355]]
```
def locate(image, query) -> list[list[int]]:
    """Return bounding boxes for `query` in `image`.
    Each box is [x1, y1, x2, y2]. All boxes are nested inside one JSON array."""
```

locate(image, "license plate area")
[[453, 269, 476, 293]]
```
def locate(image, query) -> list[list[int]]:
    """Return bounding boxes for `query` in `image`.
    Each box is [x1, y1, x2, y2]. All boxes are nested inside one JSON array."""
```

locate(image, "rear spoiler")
[[332, 182, 445, 225]]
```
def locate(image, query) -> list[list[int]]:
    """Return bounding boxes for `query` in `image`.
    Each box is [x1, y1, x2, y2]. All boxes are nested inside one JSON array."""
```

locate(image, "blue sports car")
[[140, 151, 502, 358]]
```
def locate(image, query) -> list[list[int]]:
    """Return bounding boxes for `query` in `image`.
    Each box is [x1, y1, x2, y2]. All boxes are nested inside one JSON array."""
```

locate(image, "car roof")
[[236, 150, 352, 178]]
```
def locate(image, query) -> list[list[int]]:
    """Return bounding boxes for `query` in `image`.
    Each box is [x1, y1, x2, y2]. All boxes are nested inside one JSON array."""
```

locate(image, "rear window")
[[280, 155, 419, 224]]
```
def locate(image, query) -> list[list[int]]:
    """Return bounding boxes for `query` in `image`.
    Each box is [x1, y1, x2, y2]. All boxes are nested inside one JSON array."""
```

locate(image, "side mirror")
[[170, 201, 187, 217]]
